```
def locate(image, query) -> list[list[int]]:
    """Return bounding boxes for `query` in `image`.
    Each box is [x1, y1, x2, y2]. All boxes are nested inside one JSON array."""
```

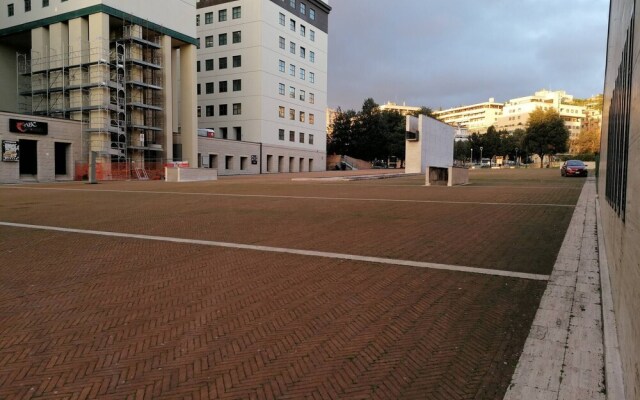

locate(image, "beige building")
[[432, 98, 504, 134], [0, 0, 199, 181], [599, 0, 640, 397], [496, 90, 585, 138]]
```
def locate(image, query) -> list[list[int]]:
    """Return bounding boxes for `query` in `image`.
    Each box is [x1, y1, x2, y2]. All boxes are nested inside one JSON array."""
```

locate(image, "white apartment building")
[[378, 101, 421, 116], [433, 98, 504, 134], [195, 0, 330, 174], [0, 0, 199, 181], [496, 89, 585, 138]]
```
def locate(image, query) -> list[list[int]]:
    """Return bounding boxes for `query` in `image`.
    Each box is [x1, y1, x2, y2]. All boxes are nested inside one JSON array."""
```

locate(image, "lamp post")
[[470, 148, 473, 166], [480, 146, 483, 166], [515, 147, 519, 167]]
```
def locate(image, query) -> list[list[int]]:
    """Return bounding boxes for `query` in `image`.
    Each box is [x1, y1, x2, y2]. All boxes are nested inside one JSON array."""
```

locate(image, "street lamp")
[[470, 148, 473, 165], [480, 146, 483, 166], [515, 147, 519, 167]]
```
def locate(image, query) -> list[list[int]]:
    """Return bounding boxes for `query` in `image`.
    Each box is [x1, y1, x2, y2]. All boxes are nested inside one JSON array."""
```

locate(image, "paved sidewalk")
[[505, 177, 620, 399]]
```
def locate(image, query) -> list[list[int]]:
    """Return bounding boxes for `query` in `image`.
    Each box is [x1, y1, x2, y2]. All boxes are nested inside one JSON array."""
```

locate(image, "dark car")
[[561, 160, 588, 177]]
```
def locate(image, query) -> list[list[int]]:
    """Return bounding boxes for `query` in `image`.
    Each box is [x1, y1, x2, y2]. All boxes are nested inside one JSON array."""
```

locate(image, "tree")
[[327, 108, 356, 155], [572, 126, 601, 154], [523, 108, 569, 167], [411, 106, 435, 118]]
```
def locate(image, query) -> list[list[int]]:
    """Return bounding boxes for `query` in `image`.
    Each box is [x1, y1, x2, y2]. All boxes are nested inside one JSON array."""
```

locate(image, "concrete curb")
[[505, 178, 607, 399]]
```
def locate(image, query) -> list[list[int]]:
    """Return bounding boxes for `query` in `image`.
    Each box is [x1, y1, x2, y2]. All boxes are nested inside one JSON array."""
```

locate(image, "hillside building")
[[432, 98, 504, 134]]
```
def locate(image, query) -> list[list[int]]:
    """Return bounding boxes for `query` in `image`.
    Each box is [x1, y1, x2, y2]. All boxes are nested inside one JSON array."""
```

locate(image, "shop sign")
[[251, 155, 258, 165], [2, 140, 19, 162], [9, 118, 48, 135]]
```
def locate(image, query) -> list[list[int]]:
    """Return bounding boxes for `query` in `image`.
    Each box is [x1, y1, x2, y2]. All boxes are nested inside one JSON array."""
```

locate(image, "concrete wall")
[[405, 115, 454, 174], [599, 0, 640, 398], [165, 167, 217, 182], [448, 166, 469, 186], [0, 43, 18, 112], [0, 112, 82, 183]]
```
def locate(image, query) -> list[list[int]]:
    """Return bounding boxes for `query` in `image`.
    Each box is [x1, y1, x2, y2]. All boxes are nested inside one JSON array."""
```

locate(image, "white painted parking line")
[[0, 186, 576, 208], [0, 221, 550, 281]]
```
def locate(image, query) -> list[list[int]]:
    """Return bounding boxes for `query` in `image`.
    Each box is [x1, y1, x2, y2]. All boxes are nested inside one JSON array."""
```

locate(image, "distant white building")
[[378, 101, 421, 116], [495, 89, 585, 138], [196, 0, 330, 174], [433, 98, 504, 134]]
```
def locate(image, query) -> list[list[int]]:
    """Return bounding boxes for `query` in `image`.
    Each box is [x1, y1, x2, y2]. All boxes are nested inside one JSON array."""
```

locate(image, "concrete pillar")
[[68, 17, 89, 65], [162, 35, 174, 162], [88, 13, 109, 62], [179, 44, 198, 166], [48, 22, 69, 69], [171, 47, 180, 133], [31, 26, 49, 72]]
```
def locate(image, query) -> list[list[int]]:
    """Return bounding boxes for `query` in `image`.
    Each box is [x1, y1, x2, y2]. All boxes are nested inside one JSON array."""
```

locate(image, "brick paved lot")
[[0, 169, 583, 399]]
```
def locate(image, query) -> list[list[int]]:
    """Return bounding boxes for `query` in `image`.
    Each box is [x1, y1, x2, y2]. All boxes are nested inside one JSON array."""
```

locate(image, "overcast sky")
[[327, 0, 610, 111]]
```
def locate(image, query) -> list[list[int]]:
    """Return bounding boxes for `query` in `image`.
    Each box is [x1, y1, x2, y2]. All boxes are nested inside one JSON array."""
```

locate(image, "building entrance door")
[[19, 139, 37, 176]]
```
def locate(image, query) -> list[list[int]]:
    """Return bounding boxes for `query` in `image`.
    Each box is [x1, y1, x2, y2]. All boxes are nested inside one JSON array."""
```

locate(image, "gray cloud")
[[327, 0, 609, 111]]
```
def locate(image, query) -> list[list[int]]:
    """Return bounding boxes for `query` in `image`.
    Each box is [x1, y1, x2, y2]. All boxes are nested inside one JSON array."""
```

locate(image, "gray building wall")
[[0, 44, 18, 112], [599, 0, 640, 398]]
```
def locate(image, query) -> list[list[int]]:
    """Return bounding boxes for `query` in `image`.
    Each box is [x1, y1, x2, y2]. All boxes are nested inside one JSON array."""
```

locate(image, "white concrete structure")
[[195, 0, 330, 174], [433, 98, 504, 134], [0, 0, 199, 180], [405, 115, 454, 174], [496, 90, 586, 138]]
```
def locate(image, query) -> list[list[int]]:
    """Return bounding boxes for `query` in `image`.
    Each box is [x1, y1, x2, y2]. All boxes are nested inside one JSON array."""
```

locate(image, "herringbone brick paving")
[[0, 169, 583, 398]]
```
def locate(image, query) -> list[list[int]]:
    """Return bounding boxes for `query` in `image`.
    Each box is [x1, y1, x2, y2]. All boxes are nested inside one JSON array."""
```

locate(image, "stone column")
[[179, 44, 197, 166], [161, 35, 173, 162]]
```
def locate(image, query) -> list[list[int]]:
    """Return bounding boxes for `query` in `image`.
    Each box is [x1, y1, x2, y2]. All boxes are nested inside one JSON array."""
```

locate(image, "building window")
[[309, 93, 314, 104], [290, 19, 296, 31], [232, 6, 241, 19], [300, 111, 305, 123], [300, 3, 306, 14], [205, 12, 213, 24], [309, 114, 314, 124], [197, 83, 201, 95], [299, 90, 305, 101], [206, 82, 214, 94], [24, 0, 30, 12], [289, 130, 295, 141], [279, 36, 285, 49], [196, 37, 201, 49], [289, 0, 295, 8], [233, 79, 241, 91], [206, 105, 214, 117], [219, 81, 228, 93], [309, 72, 315, 83], [219, 9, 227, 22], [290, 42, 296, 54], [309, 8, 315, 20], [279, 129, 285, 140], [42, 0, 48, 7], [289, 86, 295, 98], [219, 57, 227, 69], [197, 106, 202, 118], [232, 31, 241, 43], [279, 60, 285, 72], [196, 14, 199, 26], [300, 25, 306, 37], [205, 59, 214, 71], [233, 55, 241, 67], [289, 109, 295, 120], [310, 51, 315, 63], [8, 3, 14, 16], [289, 64, 295, 76], [309, 134, 314, 144], [299, 132, 304, 143], [279, 13, 285, 26], [279, 106, 285, 118], [205, 35, 213, 48], [310, 29, 315, 41], [233, 103, 241, 115], [219, 104, 228, 116], [197, 61, 201, 72], [300, 47, 305, 59], [219, 33, 227, 46], [300, 68, 305, 80], [279, 83, 285, 95]]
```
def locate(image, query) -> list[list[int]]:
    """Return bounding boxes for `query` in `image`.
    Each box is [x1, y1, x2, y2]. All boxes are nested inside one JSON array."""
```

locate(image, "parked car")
[[480, 158, 491, 168], [561, 160, 588, 177]]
